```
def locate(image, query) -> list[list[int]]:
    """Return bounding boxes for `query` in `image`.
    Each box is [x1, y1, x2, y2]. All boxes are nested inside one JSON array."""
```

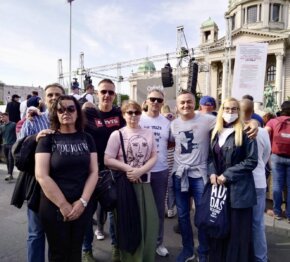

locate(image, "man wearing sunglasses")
[[82, 79, 126, 262], [18, 83, 65, 262], [139, 86, 171, 257]]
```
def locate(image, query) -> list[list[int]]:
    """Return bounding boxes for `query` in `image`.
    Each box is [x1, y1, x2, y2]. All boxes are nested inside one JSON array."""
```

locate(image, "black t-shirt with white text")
[[84, 106, 126, 170], [36, 132, 96, 202]]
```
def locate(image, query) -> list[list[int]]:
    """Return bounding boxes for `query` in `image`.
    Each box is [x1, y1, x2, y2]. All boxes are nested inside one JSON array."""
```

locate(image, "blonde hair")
[[161, 104, 171, 114], [211, 97, 244, 146]]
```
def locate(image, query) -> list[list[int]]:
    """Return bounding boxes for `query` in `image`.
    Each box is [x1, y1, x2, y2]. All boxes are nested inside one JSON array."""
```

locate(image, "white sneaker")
[[156, 245, 169, 256], [94, 229, 105, 240], [167, 209, 176, 218]]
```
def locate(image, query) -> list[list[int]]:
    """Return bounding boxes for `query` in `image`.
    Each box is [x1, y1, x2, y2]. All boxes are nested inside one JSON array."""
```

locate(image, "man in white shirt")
[[70, 80, 81, 100], [20, 94, 32, 119], [240, 99, 271, 262], [139, 86, 171, 257]]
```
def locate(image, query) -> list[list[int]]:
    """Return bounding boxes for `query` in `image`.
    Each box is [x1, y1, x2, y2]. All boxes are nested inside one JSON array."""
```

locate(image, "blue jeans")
[[271, 154, 290, 218], [252, 188, 267, 262], [27, 208, 45, 262], [173, 175, 209, 257]]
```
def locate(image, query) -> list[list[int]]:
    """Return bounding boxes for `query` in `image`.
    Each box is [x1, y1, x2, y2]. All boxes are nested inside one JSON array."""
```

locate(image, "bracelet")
[[80, 197, 88, 208]]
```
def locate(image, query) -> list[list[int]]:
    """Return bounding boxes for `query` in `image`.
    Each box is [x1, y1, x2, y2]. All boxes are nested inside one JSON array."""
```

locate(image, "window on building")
[[247, 5, 258, 23], [272, 4, 281, 22], [231, 14, 236, 30], [267, 65, 276, 82], [259, 4, 262, 21]]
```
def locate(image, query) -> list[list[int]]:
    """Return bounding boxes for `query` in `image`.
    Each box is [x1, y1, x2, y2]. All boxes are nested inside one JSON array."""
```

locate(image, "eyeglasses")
[[148, 97, 164, 103], [57, 105, 76, 114], [126, 110, 142, 116], [100, 90, 115, 96], [223, 107, 239, 112]]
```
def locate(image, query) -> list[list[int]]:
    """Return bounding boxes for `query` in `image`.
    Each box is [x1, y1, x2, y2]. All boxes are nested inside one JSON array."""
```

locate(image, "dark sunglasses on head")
[[148, 97, 164, 103], [126, 110, 142, 116], [57, 105, 76, 114], [100, 90, 115, 96]]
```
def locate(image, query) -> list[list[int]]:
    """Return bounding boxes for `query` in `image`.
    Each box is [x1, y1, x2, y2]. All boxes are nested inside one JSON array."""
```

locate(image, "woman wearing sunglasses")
[[35, 95, 99, 262], [208, 98, 258, 262], [104, 100, 158, 262]]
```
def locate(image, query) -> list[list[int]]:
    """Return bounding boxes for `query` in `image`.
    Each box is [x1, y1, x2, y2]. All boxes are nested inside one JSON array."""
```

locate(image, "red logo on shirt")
[[95, 117, 120, 128]]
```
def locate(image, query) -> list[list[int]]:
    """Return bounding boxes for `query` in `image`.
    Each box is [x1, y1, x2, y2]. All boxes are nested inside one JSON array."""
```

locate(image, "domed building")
[[137, 58, 156, 73], [129, 0, 290, 110], [195, 0, 290, 109]]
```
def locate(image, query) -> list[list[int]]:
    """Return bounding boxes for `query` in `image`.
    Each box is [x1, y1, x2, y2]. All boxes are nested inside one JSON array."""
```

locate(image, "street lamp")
[[67, 0, 75, 88]]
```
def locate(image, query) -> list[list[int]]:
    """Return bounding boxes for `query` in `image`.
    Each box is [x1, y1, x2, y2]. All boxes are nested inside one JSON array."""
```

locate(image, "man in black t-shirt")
[[82, 79, 125, 262]]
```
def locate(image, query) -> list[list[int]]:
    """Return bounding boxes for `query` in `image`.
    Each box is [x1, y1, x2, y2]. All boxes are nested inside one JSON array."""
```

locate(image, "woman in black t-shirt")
[[35, 95, 98, 262]]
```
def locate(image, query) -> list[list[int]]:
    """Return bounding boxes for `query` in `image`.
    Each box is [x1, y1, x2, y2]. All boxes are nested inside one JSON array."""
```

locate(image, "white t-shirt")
[[71, 93, 81, 100], [253, 127, 271, 188], [170, 113, 216, 180], [140, 113, 171, 172], [81, 93, 94, 103], [20, 100, 27, 119]]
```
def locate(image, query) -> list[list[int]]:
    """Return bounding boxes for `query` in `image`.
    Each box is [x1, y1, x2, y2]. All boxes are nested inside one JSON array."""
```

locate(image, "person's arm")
[[222, 134, 258, 183], [244, 119, 259, 139], [35, 152, 73, 220], [126, 150, 158, 182]]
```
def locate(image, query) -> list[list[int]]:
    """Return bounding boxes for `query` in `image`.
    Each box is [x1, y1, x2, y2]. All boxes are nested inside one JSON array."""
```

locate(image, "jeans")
[[252, 188, 267, 262], [173, 175, 209, 257], [3, 144, 14, 175], [150, 169, 169, 246], [167, 174, 175, 210], [271, 154, 290, 218], [27, 208, 45, 262]]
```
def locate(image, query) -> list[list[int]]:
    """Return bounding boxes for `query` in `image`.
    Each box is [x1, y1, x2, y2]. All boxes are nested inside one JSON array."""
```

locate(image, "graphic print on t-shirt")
[[52, 139, 90, 156], [179, 130, 198, 154], [127, 135, 149, 167], [143, 125, 162, 151], [94, 117, 120, 128]]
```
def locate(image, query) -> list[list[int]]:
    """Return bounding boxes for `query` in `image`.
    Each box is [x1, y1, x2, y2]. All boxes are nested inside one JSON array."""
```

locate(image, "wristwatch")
[[80, 197, 88, 208]]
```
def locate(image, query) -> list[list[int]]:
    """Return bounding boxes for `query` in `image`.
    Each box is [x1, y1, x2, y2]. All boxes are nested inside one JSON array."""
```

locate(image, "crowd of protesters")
[[0, 79, 289, 262]]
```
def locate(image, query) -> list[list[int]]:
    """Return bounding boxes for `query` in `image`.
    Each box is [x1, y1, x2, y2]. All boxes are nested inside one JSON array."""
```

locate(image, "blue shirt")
[[19, 112, 50, 138]]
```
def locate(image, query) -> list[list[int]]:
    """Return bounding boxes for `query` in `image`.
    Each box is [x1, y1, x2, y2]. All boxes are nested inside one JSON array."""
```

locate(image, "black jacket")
[[208, 131, 258, 208], [10, 135, 40, 212]]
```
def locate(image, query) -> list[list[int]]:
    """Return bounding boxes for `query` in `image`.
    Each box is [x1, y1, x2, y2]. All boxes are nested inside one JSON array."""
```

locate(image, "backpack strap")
[[119, 130, 127, 164]]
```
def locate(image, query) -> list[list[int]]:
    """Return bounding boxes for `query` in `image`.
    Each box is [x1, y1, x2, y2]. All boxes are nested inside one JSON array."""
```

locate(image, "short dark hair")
[[50, 95, 84, 132], [32, 91, 39, 96], [242, 94, 254, 101], [45, 83, 65, 94], [98, 78, 115, 87], [26, 94, 32, 100]]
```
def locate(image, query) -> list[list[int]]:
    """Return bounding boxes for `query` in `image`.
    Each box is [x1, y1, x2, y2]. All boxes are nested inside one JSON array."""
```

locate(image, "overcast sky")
[[0, 0, 228, 89]]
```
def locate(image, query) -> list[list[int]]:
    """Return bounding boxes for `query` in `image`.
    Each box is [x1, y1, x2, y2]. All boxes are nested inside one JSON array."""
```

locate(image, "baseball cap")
[[199, 96, 216, 106]]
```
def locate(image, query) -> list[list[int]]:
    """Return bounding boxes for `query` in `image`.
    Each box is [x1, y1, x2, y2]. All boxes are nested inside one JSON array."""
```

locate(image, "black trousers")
[[209, 207, 253, 262], [39, 195, 92, 262], [3, 144, 14, 175]]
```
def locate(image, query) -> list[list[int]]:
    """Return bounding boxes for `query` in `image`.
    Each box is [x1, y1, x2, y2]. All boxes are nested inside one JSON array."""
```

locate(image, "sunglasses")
[[148, 97, 164, 103], [126, 110, 142, 116], [100, 90, 115, 96], [57, 105, 76, 114]]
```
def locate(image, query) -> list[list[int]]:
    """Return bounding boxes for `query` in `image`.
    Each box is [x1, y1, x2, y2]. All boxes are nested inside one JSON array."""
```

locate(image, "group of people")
[[5, 78, 290, 262]]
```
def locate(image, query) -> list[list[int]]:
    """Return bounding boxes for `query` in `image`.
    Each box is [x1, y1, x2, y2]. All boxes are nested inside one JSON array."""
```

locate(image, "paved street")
[[0, 164, 290, 262]]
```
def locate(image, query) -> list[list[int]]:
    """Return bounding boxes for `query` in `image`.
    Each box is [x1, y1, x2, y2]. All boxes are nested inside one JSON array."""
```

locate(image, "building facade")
[[129, 0, 290, 111]]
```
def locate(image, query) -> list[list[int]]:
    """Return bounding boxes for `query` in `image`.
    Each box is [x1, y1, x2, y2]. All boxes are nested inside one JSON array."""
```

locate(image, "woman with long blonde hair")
[[208, 97, 258, 262]]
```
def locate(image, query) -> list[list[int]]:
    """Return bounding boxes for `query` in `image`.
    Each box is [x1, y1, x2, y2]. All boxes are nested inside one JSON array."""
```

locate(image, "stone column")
[[275, 53, 283, 106], [210, 63, 218, 98], [222, 60, 228, 102], [263, 0, 270, 27]]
